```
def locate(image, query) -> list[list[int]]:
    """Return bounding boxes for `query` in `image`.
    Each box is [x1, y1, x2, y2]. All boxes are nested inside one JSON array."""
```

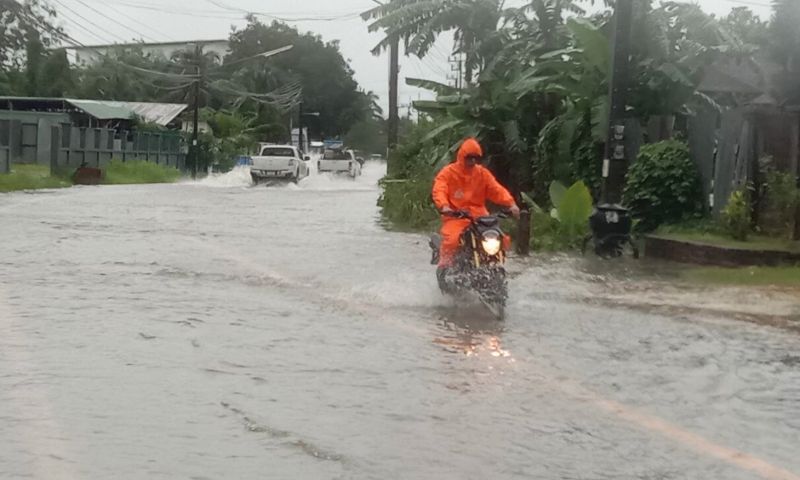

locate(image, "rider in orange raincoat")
[[432, 138, 520, 270]]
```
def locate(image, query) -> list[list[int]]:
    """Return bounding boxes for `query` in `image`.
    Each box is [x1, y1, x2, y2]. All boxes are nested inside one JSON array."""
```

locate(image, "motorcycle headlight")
[[481, 231, 502, 256]]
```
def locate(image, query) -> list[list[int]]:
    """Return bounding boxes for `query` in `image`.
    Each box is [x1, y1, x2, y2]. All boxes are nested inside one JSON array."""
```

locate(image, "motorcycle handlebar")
[[440, 209, 516, 220]]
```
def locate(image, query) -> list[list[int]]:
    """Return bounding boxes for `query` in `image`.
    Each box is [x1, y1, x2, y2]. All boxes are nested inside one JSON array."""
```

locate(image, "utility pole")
[[388, 33, 399, 151], [600, 0, 633, 205], [588, 0, 636, 258], [191, 43, 201, 179], [298, 101, 304, 152], [369, 0, 399, 164]]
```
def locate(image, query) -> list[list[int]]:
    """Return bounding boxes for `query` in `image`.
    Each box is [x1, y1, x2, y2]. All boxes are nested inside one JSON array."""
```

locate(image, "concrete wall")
[[0, 112, 70, 165], [0, 120, 9, 174], [72, 41, 229, 66], [50, 125, 185, 172]]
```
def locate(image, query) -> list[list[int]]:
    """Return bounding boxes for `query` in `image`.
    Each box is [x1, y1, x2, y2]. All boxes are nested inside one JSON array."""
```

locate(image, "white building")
[[67, 39, 229, 65]]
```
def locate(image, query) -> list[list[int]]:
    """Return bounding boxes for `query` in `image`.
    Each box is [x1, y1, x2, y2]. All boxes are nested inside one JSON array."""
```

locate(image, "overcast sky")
[[53, 0, 773, 112]]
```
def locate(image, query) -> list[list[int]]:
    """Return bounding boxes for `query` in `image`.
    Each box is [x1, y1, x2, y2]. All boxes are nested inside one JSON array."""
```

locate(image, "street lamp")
[[298, 110, 320, 152]]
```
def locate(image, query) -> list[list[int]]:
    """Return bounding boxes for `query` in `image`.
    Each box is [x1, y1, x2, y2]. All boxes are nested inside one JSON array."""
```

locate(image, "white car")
[[318, 149, 362, 178], [250, 145, 310, 184]]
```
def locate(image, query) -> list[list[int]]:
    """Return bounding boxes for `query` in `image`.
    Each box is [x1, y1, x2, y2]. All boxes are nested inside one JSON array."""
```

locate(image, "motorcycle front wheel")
[[477, 269, 507, 320]]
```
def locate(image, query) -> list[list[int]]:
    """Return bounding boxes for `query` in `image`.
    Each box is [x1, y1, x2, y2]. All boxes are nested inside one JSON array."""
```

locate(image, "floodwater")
[[1, 162, 799, 480]]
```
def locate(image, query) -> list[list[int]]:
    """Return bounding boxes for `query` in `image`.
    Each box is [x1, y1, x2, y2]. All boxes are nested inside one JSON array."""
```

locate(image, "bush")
[[0, 164, 71, 192], [104, 160, 181, 185], [378, 176, 439, 231], [525, 180, 593, 251], [721, 189, 752, 241], [623, 140, 702, 231], [378, 119, 463, 230], [760, 169, 800, 236]]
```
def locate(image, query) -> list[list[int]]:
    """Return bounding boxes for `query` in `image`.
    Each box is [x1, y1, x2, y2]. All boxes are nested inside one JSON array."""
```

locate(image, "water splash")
[[192, 166, 253, 188]]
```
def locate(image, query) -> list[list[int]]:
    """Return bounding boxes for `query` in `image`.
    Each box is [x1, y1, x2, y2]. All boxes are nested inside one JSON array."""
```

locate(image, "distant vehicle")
[[369, 154, 384, 162], [309, 141, 325, 157], [250, 145, 310, 184], [235, 155, 253, 167], [318, 148, 362, 178], [323, 139, 344, 150]]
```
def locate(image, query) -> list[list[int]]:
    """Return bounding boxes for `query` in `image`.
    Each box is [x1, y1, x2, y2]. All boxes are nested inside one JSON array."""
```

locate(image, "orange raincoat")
[[432, 138, 515, 267]]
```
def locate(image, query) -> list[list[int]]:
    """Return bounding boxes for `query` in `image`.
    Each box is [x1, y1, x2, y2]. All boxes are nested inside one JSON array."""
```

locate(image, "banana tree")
[[362, 0, 503, 84]]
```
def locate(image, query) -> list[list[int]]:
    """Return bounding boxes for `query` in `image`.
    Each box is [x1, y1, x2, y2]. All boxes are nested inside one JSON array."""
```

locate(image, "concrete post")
[[50, 125, 60, 173]]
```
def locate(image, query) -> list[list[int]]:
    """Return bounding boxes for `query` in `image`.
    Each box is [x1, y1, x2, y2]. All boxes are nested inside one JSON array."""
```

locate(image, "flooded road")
[[1, 163, 798, 479]]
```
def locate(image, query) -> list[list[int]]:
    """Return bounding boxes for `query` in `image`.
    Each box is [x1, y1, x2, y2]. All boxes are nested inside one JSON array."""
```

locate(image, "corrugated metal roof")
[[125, 102, 188, 125], [65, 99, 134, 121], [65, 99, 188, 125], [0, 97, 188, 126]]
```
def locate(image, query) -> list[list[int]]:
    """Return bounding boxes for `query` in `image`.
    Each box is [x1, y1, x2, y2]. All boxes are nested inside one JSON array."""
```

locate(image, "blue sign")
[[323, 139, 344, 149]]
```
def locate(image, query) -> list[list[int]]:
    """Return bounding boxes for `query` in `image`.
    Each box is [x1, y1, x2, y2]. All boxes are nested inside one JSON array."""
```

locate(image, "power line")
[[715, 0, 771, 7], [51, 0, 129, 43], [85, 0, 244, 19], [72, 0, 161, 43], [53, 8, 113, 44], [202, 0, 364, 22], [23, 3, 201, 81], [99, 1, 175, 41]]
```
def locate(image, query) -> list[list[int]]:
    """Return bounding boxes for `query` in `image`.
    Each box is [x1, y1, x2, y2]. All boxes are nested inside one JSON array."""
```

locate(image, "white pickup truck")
[[250, 145, 310, 184], [318, 149, 362, 178]]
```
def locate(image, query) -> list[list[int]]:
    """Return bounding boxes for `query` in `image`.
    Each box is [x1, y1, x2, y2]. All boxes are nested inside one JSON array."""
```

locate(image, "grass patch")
[[682, 266, 800, 286], [378, 177, 439, 231], [0, 163, 72, 192], [655, 221, 800, 253], [103, 160, 181, 185], [654, 231, 800, 253]]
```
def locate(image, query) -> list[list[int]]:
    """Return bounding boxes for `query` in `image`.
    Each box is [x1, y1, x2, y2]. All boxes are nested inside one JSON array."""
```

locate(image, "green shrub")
[[623, 140, 701, 231], [761, 169, 800, 236], [377, 176, 439, 231], [103, 160, 181, 185], [550, 180, 593, 237], [0, 164, 72, 192], [721, 189, 752, 241], [528, 180, 593, 251]]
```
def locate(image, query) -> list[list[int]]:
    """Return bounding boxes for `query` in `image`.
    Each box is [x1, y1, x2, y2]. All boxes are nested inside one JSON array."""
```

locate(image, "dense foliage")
[[367, 0, 752, 247], [623, 141, 701, 231]]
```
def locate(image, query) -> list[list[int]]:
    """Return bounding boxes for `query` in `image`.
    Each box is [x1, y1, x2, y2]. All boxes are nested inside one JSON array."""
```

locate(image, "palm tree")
[[165, 46, 222, 109]]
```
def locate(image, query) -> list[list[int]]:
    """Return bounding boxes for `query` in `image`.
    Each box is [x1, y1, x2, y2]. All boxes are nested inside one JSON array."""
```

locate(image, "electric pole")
[[588, 0, 636, 258], [370, 0, 399, 161], [600, 0, 633, 205], [298, 101, 304, 152], [191, 43, 201, 179], [388, 33, 399, 151]]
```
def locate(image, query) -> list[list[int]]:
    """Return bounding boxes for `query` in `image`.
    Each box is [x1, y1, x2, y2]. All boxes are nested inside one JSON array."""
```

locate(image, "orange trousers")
[[438, 218, 471, 267]]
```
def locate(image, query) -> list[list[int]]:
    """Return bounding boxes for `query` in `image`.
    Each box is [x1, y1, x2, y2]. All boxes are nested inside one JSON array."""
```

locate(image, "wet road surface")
[[1, 163, 799, 479]]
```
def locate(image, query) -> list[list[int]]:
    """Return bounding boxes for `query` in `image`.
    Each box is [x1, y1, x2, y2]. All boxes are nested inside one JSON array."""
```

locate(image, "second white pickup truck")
[[318, 149, 362, 178], [250, 145, 310, 184]]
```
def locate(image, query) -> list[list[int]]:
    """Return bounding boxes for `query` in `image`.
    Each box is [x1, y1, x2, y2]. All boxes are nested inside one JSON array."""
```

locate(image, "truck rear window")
[[261, 147, 295, 157], [323, 150, 350, 160]]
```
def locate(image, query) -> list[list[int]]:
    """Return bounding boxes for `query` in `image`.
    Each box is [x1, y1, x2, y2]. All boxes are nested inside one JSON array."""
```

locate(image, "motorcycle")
[[429, 210, 510, 319]]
